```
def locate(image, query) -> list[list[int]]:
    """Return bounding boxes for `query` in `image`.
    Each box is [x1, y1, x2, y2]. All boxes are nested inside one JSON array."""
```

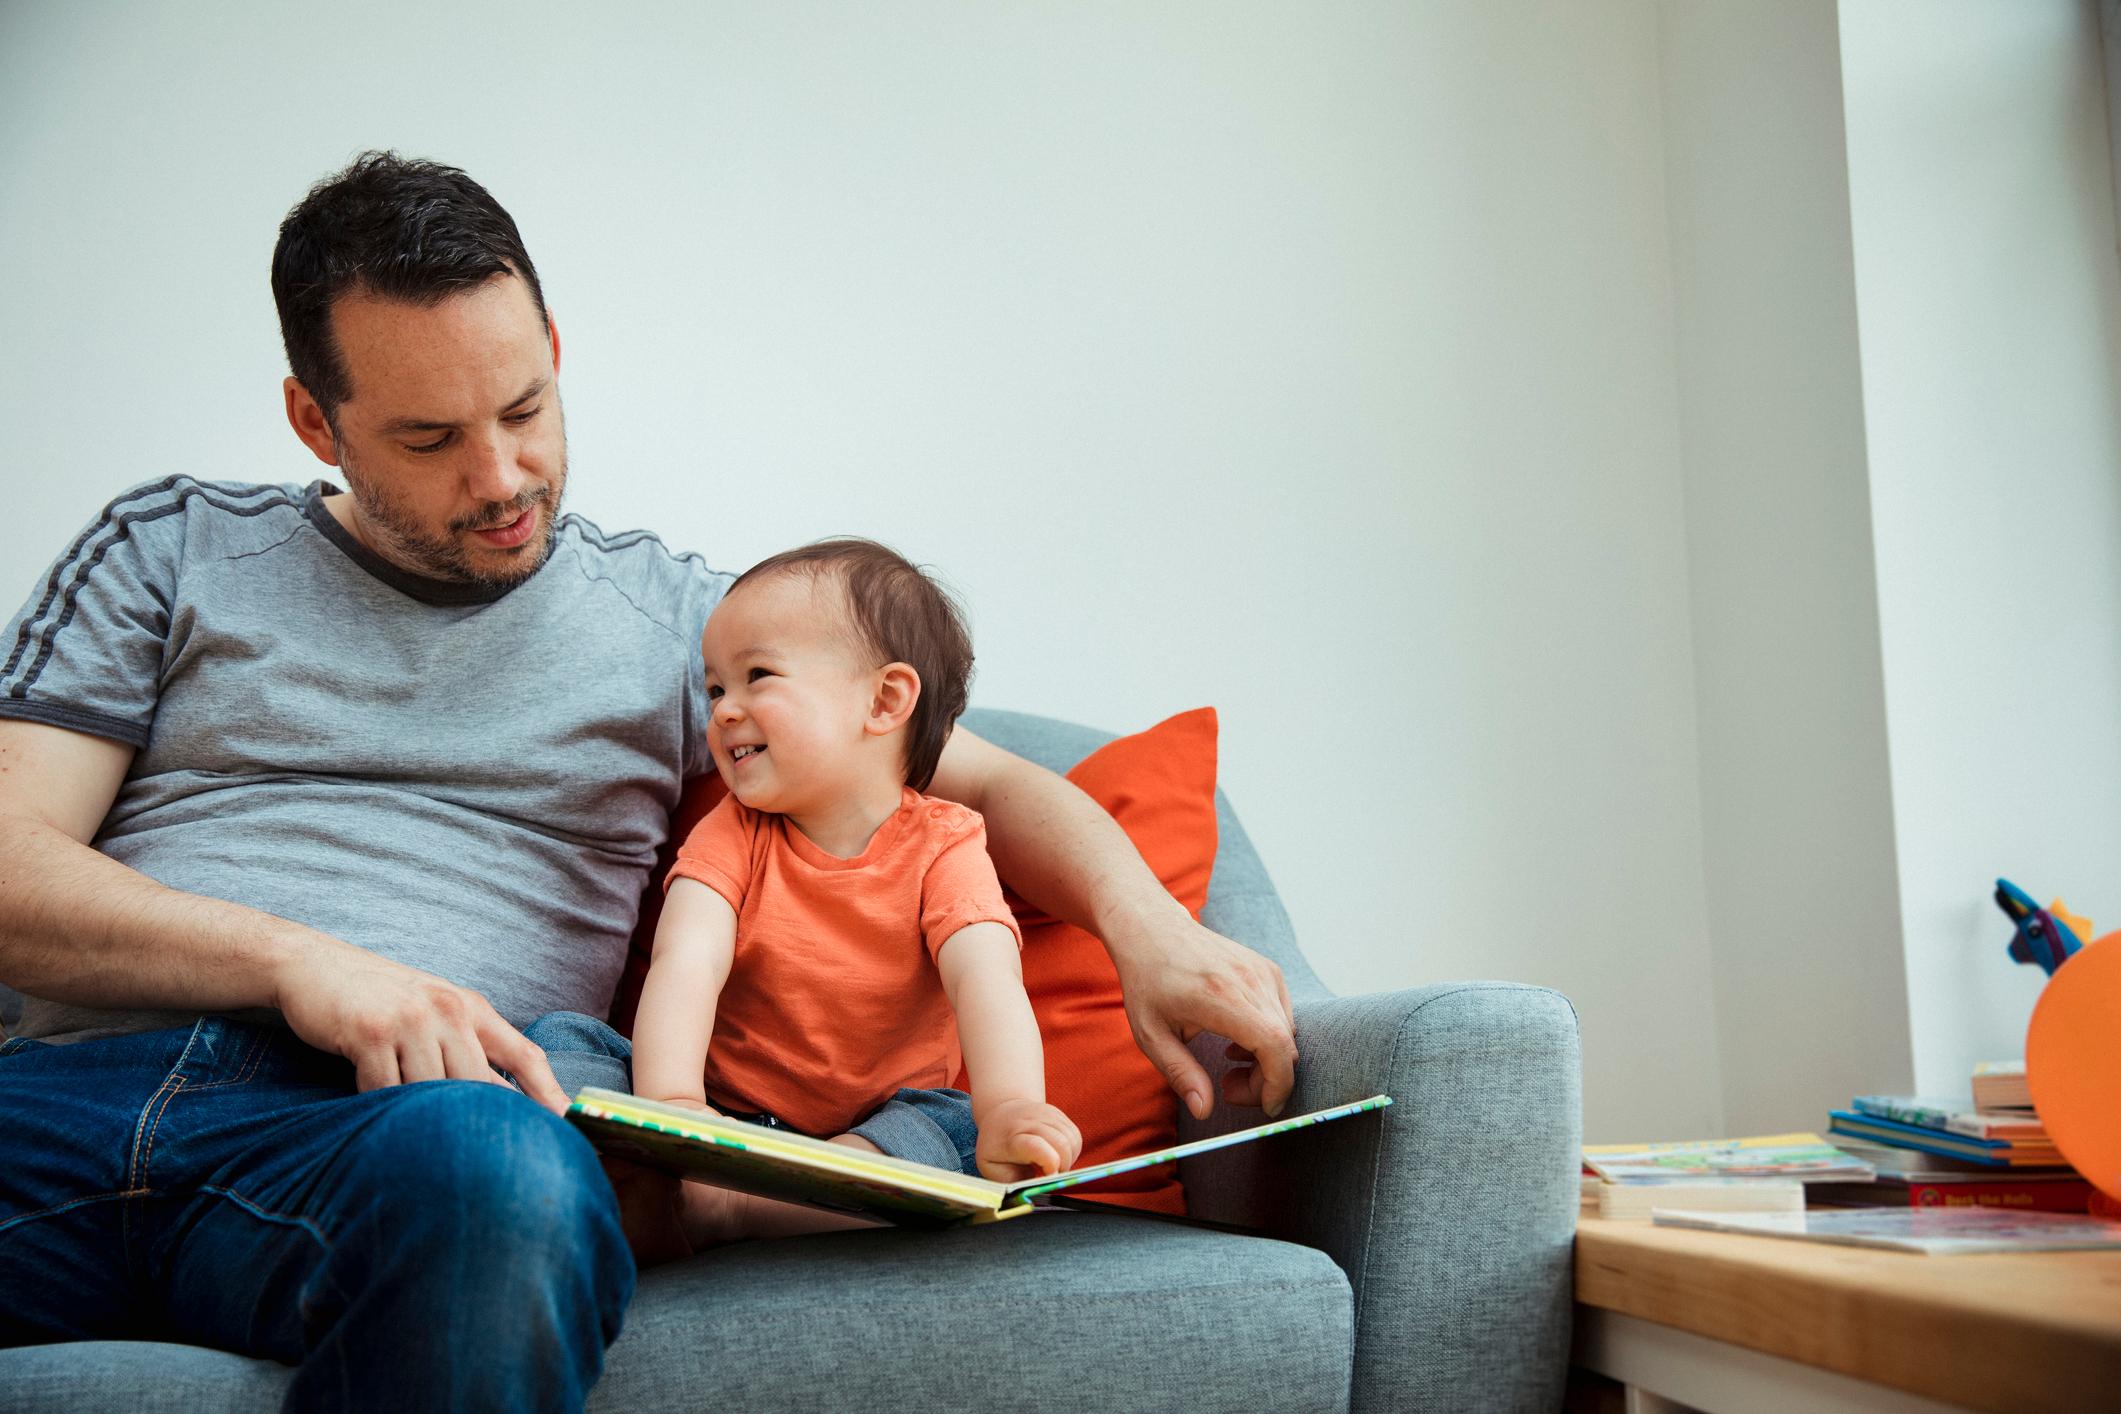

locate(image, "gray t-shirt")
[[0, 477, 731, 1044]]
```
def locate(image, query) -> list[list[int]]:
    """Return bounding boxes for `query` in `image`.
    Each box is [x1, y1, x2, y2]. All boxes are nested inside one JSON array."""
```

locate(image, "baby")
[[631, 538, 1081, 1245]]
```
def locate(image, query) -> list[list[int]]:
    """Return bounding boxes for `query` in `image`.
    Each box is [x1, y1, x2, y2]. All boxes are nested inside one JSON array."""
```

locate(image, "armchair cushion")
[[1179, 982, 1582, 1412], [595, 1213, 1351, 1412], [4, 1217, 1355, 1414]]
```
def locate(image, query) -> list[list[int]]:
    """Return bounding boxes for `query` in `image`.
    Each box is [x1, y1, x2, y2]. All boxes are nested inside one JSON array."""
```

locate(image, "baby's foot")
[[599, 1156, 693, 1268], [678, 1181, 756, 1249]]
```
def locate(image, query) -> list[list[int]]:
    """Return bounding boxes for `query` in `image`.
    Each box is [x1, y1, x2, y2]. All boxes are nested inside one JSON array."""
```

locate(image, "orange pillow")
[[611, 707, 1220, 1216], [964, 706, 1219, 1215]]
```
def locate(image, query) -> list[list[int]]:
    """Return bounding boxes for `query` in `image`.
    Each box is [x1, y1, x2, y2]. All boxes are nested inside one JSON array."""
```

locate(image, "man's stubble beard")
[[335, 428, 569, 588]]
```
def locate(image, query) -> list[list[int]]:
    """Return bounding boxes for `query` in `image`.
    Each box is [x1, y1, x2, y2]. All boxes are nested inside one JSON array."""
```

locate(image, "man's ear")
[[283, 378, 342, 467], [866, 663, 921, 737], [548, 309, 562, 377]]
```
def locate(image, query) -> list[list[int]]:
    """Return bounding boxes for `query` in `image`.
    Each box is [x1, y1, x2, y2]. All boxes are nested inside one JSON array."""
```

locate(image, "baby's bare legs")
[[678, 1134, 890, 1247]]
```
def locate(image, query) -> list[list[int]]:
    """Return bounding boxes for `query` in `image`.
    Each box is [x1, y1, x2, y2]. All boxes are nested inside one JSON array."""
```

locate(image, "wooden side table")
[[1571, 1210, 2121, 1414]]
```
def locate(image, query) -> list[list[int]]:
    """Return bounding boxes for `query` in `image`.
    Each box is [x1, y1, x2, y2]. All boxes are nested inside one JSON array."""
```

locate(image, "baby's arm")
[[631, 877, 737, 1109], [936, 922, 1082, 1181]]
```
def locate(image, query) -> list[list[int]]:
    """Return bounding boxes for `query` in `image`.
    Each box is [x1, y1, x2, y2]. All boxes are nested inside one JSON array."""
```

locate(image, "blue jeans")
[[529, 1010, 982, 1174], [0, 1015, 634, 1412]]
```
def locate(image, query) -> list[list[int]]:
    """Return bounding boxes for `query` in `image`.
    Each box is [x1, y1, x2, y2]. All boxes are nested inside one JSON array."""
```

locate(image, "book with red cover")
[[1808, 1177, 2092, 1214]]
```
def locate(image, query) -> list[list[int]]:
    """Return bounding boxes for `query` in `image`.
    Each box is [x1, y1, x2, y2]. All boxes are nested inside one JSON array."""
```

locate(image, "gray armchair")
[[0, 707, 1581, 1412]]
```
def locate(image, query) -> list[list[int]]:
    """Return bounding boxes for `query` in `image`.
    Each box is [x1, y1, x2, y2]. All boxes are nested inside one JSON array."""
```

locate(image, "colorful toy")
[[1992, 877, 2086, 975], [1995, 878, 2121, 1205]]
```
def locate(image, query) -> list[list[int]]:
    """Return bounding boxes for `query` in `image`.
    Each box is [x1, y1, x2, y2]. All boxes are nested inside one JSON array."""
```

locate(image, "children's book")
[[567, 1088, 1393, 1228], [1826, 1137, 2081, 1182], [1582, 1132, 1873, 1183], [1970, 1059, 2031, 1110], [1805, 1177, 2094, 1214], [1651, 1206, 2121, 1254], [1828, 1111, 2064, 1167], [1582, 1175, 1804, 1221], [1849, 1095, 2047, 1141]]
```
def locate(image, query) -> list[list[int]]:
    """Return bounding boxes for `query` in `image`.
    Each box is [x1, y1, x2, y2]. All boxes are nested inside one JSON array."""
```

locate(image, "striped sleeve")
[[558, 514, 735, 784], [0, 478, 277, 747]]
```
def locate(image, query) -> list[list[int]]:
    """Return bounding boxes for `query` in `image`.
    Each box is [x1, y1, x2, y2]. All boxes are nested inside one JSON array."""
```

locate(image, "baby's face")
[[700, 573, 885, 815]]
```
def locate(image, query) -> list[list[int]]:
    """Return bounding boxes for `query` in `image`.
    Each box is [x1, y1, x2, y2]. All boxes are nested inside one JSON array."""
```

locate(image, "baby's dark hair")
[[728, 538, 972, 792]]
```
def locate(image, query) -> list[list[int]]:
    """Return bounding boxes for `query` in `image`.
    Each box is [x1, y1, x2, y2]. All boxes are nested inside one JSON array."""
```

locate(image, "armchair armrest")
[[1177, 983, 1580, 1414]]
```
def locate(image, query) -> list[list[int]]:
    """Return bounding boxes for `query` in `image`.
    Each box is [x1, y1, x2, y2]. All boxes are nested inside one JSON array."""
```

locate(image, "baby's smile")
[[730, 744, 766, 762]]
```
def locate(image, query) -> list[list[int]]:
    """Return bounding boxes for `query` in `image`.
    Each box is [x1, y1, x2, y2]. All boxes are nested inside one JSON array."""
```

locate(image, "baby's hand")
[[649, 1096, 721, 1117], [975, 1098, 1083, 1182]]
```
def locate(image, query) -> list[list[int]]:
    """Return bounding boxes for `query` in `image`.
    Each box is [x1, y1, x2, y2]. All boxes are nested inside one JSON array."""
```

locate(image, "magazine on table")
[[1650, 1206, 2121, 1255]]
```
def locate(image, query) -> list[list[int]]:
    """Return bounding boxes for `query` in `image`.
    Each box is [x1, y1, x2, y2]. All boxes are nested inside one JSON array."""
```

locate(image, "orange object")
[[665, 788, 1020, 1136], [2027, 930, 2121, 1205]]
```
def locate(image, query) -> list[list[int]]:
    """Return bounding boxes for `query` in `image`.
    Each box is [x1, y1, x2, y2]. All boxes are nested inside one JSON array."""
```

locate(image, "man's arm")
[[927, 726, 1297, 1117], [0, 719, 567, 1109]]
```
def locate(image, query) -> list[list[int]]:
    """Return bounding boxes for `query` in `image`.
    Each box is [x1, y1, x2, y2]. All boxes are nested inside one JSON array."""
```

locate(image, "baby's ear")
[[866, 663, 922, 737]]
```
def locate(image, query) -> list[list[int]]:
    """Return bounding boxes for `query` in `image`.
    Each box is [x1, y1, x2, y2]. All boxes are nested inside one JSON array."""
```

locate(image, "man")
[[0, 152, 1294, 1409]]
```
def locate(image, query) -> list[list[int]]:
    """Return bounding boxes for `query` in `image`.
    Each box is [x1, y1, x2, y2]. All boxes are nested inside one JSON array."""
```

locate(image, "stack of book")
[[1818, 1086, 2091, 1214], [1829, 1095, 2063, 1166], [1810, 1138, 2091, 1213], [1970, 1059, 2030, 1110], [1581, 1133, 1870, 1221]]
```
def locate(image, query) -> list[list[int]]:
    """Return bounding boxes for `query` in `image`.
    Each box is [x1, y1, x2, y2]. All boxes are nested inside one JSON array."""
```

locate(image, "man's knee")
[[285, 1083, 634, 1405], [352, 1082, 629, 1287]]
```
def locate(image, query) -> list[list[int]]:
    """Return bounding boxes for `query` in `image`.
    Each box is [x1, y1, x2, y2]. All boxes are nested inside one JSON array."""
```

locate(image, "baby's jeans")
[[529, 1010, 981, 1174]]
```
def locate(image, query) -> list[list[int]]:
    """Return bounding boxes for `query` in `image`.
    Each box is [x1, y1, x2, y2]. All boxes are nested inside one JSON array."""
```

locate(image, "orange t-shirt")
[[664, 787, 1021, 1136]]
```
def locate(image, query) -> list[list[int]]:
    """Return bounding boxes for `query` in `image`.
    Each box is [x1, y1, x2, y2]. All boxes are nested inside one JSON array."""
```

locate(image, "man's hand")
[[1109, 911, 1297, 1119], [272, 940, 570, 1113], [974, 1097, 1083, 1182]]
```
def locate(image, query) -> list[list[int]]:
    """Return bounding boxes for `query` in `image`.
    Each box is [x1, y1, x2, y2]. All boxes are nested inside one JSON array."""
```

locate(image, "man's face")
[[324, 274, 566, 586]]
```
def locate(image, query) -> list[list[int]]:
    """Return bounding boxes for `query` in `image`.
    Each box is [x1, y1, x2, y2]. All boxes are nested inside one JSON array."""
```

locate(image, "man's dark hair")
[[271, 151, 548, 428], [729, 539, 974, 793]]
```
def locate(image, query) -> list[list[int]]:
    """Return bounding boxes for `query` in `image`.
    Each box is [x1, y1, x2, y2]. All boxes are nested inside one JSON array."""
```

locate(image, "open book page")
[[1008, 1094, 1394, 1204], [568, 1090, 1015, 1227]]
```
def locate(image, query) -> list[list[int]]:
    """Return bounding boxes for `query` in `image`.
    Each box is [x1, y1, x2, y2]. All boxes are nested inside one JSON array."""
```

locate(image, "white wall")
[[1840, 0, 2121, 1095], [1656, 0, 1914, 1136], [0, 2, 1724, 1138]]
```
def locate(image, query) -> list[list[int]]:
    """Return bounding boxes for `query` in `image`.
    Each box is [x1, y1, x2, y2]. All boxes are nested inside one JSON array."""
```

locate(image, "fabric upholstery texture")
[[963, 708, 1583, 1412], [1178, 985, 1583, 1411], [597, 1215, 1352, 1413], [0, 1343, 291, 1414], [5, 1218, 1352, 1414]]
